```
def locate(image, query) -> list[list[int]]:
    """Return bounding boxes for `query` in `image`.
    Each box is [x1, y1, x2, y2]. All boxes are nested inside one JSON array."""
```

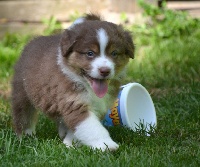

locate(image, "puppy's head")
[[59, 14, 135, 98]]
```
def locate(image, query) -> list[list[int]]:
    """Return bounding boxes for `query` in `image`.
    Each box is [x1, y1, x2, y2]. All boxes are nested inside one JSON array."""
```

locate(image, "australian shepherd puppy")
[[11, 14, 134, 151]]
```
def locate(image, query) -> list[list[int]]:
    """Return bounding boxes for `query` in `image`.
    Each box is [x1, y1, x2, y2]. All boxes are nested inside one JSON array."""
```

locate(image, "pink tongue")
[[91, 79, 108, 98]]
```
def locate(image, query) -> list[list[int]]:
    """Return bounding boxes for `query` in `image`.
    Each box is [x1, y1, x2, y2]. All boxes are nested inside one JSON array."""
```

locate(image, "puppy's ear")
[[124, 31, 135, 59], [60, 29, 76, 57]]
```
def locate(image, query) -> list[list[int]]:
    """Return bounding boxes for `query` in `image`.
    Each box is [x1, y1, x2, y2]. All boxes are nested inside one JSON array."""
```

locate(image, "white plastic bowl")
[[103, 83, 157, 132]]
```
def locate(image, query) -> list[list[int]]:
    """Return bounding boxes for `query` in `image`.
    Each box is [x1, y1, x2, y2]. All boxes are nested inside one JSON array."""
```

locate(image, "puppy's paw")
[[63, 137, 73, 147], [63, 130, 74, 148], [63, 130, 82, 148], [24, 128, 36, 136], [89, 137, 119, 151], [63, 137, 82, 148]]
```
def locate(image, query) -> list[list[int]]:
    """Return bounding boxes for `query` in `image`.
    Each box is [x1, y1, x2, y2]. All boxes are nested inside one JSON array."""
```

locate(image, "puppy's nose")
[[99, 67, 111, 77]]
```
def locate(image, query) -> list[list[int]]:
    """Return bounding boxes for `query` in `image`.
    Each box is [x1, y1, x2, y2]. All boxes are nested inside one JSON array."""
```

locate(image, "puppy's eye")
[[86, 51, 94, 58], [111, 50, 118, 58]]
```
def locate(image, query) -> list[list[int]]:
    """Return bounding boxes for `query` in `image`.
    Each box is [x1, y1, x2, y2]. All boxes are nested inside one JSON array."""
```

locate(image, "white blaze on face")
[[97, 28, 108, 56], [90, 28, 115, 79], [88, 28, 115, 98]]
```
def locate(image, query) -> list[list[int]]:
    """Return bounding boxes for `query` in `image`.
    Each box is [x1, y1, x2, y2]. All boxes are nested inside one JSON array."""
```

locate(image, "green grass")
[[127, 35, 200, 89], [0, 7, 200, 167]]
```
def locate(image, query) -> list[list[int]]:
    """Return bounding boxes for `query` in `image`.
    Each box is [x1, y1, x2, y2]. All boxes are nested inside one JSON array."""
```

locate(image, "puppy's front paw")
[[63, 130, 76, 148], [74, 112, 119, 151], [63, 137, 73, 147], [89, 137, 119, 151]]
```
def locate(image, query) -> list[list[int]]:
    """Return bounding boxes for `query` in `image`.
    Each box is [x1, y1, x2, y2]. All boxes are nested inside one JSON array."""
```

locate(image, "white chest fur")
[[87, 88, 113, 119]]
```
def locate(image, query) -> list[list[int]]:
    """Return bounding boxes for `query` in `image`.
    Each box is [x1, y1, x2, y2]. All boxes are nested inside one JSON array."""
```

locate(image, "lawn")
[[0, 2, 200, 167]]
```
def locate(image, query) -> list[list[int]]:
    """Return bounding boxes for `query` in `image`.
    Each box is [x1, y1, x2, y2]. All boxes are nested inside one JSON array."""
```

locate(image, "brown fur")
[[11, 14, 134, 136]]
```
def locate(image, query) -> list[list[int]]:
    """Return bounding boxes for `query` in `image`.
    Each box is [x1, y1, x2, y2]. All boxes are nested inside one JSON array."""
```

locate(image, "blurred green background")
[[0, 0, 200, 166]]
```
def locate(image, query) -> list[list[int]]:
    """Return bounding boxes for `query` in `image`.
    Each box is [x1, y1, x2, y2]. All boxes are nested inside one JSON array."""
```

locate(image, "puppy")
[[11, 14, 134, 151]]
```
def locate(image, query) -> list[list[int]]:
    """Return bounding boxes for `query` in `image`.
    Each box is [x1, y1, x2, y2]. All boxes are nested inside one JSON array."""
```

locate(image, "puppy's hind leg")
[[12, 80, 38, 136], [12, 100, 38, 136], [23, 105, 38, 136]]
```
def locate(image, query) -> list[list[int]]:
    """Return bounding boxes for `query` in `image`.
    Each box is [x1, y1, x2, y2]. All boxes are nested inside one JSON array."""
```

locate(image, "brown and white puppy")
[[11, 14, 134, 151]]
